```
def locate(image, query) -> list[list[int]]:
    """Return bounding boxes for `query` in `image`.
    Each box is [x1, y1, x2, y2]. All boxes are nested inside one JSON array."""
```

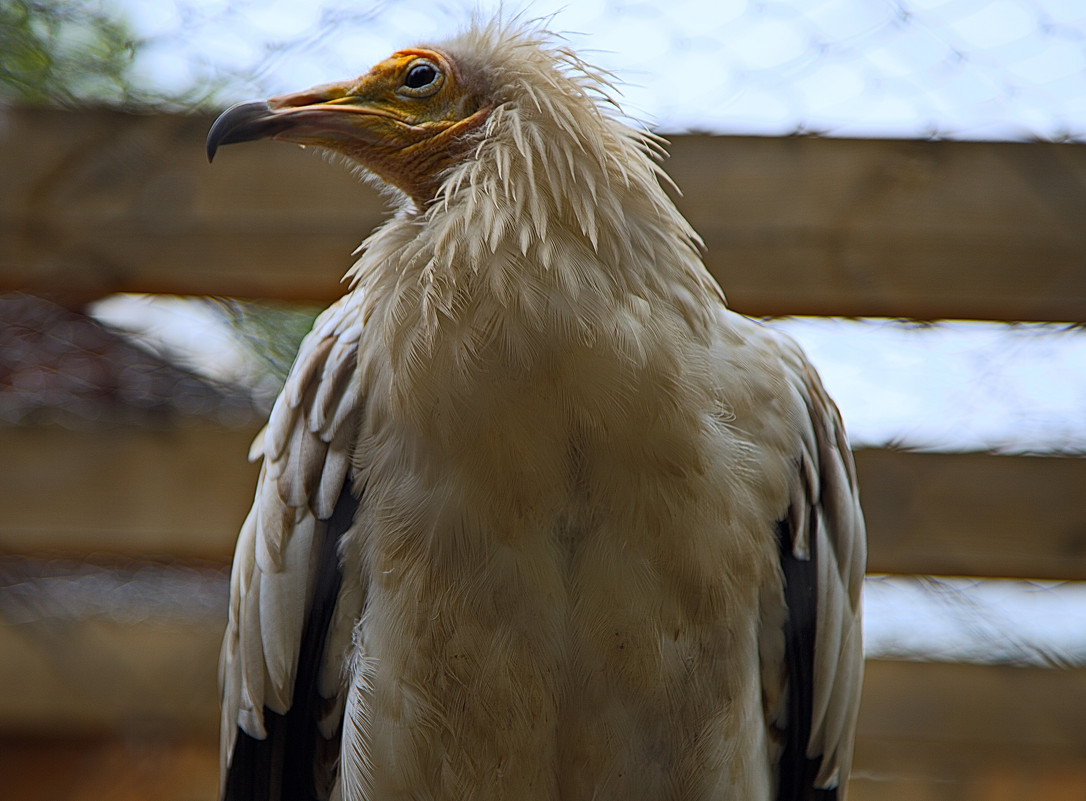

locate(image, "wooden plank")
[[0, 612, 222, 735], [668, 135, 1086, 321], [0, 109, 368, 305], [7, 561, 1086, 748], [0, 424, 258, 560], [2, 108, 1084, 320], [851, 739, 1086, 801], [3, 556, 1085, 795], [857, 659, 1086, 749], [4, 604, 1086, 793], [857, 449, 1086, 581], [851, 660, 1086, 799], [0, 735, 220, 801], [3, 423, 1084, 579], [3, 732, 1084, 801]]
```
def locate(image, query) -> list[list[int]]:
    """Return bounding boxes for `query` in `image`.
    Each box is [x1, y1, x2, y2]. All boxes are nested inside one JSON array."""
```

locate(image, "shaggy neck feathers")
[[347, 22, 723, 394]]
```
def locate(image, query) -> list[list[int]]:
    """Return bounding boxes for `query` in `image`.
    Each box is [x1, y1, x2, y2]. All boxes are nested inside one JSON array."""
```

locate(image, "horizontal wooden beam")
[[0, 735, 219, 801], [857, 659, 1086, 749], [856, 449, 1086, 581], [852, 660, 1086, 800], [0, 424, 258, 561], [4, 729, 1085, 801], [851, 739, 1086, 801], [2, 108, 1084, 320], [668, 135, 1086, 322], [3, 598, 1085, 796], [3, 425, 1084, 580], [0, 604, 221, 735]]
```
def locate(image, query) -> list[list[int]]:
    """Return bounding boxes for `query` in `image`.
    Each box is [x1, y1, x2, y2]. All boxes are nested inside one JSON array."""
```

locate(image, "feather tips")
[[768, 331, 866, 797], [220, 291, 369, 793]]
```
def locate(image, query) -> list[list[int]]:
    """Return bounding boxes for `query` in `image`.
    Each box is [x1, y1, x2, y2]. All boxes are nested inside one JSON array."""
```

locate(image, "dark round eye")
[[396, 58, 444, 98], [404, 63, 438, 90]]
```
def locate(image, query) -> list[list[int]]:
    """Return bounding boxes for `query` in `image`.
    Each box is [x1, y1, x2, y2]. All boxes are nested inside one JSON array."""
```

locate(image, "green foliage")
[[206, 299, 321, 391], [0, 0, 137, 106]]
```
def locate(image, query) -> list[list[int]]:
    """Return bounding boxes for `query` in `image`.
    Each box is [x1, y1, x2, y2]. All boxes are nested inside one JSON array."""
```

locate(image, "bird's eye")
[[405, 64, 437, 89], [399, 60, 443, 97]]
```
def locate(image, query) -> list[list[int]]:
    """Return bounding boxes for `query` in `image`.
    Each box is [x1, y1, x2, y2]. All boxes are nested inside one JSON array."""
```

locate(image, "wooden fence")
[[2, 107, 1085, 800]]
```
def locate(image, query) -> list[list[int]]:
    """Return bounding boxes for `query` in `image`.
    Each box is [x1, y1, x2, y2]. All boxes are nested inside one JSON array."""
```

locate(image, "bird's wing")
[[220, 293, 369, 801], [765, 336, 867, 801]]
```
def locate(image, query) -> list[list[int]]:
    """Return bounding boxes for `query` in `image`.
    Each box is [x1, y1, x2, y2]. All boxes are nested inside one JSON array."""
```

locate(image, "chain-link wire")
[[103, 0, 1086, 140]]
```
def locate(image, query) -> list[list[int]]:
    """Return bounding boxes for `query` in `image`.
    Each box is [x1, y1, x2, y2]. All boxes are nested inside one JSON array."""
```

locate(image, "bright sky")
[[111, 0, 1086, 140]]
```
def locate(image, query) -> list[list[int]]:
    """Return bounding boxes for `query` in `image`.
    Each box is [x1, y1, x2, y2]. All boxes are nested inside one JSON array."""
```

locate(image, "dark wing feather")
[[769, 344, 866, 801], [220, 295, 369, 801], [776, 514, 840, 801], [224, 483, 357, 801]]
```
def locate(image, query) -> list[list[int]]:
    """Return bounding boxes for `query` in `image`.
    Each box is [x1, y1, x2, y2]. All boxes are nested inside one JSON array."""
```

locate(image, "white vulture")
[[207, 18, 865, 801]]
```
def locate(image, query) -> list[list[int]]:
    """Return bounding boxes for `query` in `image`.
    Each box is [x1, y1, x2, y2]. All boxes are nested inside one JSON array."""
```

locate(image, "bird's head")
[[207, 21, 698, 272], [207, 46, 492, 205]]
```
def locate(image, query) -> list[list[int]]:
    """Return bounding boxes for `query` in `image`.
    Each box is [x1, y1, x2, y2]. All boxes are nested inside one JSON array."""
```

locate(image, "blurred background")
[[2, 0, 1085, 798]]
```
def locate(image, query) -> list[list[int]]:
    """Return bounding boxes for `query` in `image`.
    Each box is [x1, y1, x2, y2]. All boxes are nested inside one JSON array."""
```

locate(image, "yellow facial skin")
[[207, 49, 492, 204]]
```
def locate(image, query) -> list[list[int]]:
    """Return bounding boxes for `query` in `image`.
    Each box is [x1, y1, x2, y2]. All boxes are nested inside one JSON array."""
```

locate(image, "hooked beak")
[[206, 101, 276, 161], [206, 83, 400, 162], [204, 62, 491, 205]]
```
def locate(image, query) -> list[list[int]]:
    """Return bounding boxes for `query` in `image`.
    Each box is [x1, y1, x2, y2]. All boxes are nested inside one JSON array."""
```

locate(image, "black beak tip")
[[206, 101, 274, 163]]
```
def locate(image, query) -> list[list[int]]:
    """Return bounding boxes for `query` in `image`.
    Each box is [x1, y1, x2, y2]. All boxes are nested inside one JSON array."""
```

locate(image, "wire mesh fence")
[[78, 0, 1086, 141]]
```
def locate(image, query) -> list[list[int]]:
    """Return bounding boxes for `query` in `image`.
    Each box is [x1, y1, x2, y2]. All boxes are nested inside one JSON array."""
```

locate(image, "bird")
[[206, 17, 865, 801]]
